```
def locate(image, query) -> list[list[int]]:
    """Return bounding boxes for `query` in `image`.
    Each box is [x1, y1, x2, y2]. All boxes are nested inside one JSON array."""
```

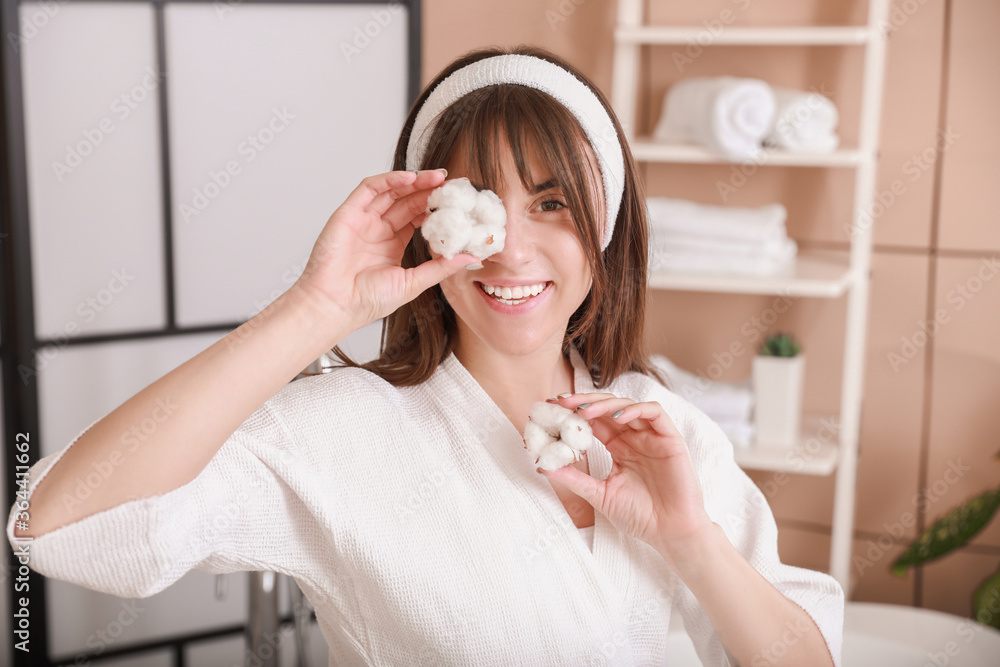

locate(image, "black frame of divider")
[[0, 0, 421, 664]]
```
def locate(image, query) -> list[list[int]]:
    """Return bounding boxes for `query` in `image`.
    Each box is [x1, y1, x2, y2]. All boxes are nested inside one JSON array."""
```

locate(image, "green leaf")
[[973, 565, 1000, 631], [760, 333, 801, 357], [891, 486, 1000, 576]]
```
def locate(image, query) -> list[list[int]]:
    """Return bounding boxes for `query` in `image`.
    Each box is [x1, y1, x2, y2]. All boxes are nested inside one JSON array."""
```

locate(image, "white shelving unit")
[[612, 0, 891, 595]]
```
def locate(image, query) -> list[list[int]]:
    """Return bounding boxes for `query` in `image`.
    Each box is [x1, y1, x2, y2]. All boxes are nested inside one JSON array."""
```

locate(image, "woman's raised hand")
[[540, 393, 716, 556], [294, 169, 479, 331]]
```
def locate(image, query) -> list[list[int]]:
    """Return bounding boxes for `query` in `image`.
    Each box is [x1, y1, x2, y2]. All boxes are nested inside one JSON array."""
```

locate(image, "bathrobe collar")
[[435, 343, 636, 634]]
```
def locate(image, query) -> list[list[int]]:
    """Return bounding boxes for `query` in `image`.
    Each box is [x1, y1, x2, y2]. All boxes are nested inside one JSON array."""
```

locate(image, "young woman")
[[9, 46, 843, 665]]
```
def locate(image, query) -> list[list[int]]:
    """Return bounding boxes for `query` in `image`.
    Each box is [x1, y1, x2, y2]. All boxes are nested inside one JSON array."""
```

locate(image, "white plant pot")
[[752, 354, 805, 448]]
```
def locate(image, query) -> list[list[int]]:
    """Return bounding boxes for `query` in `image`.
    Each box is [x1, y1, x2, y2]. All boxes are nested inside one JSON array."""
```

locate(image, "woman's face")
[[430, 140, 597, 360]]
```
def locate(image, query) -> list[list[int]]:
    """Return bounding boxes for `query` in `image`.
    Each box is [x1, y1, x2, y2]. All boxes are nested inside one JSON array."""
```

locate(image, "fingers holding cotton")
[[421, 178, 507, 268], [523, 402, 593, 471]]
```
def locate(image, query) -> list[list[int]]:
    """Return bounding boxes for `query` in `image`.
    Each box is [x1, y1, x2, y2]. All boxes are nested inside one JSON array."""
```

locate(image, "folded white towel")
[[650, 355, 755, 421], [646, 197, 787, 243], [655, 233, 789, 258], [650, 355, 755, 447], [649, 237, 798, 276], [715, 416, 756, 448], [654, 77, 776, 161], [764, 87, 840, 153]]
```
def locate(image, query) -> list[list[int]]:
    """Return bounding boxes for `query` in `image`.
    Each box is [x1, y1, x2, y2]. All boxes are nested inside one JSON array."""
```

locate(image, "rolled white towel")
[[654, 77, 776, 161], [764, 88, 840, 153], [650, 237, 798, 276], [646, 197, 787, 243]]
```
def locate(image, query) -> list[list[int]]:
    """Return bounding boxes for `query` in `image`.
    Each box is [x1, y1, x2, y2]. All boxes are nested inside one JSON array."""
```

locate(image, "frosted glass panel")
[[37, 332, 225, 457], [47, 571, 247, 658], [35, 334, 253, 653], [21, 2, 167, 339], [167, 3, 409, 326]]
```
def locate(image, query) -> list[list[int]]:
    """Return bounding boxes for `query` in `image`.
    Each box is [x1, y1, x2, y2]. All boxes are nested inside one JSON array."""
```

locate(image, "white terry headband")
[[405, 54, 625, 251]]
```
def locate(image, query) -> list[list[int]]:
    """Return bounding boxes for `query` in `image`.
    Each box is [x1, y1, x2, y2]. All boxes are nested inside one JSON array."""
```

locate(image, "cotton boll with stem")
[[420, 207, 473, 259], [421, 178, 507, 267], [536, 442, 579, 471], [523, 420, 557, 459], [524, 401, 594, 471], [427, 177, 478, 212]]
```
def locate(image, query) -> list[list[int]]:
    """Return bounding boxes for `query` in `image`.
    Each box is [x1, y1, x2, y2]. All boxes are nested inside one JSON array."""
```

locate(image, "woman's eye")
[[538, 199, 566, 212]]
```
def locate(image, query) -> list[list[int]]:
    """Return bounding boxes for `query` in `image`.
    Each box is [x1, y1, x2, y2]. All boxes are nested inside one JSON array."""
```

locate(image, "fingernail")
[[612, 409, 624, 419], [576, 403, 590, 410], [464, 261, 483, 270], [536, 467, 547, 475], [545, 398, 559, 403], [557, 392, 573, 398], [436, 168, 448, 176]]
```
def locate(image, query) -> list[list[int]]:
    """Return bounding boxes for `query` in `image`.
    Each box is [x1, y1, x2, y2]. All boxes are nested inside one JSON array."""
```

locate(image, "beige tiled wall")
[[424, 0, 1000, 617]]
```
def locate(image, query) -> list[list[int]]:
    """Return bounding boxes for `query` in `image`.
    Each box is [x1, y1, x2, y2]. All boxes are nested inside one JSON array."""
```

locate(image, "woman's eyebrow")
[[530, 179, 559, 194]]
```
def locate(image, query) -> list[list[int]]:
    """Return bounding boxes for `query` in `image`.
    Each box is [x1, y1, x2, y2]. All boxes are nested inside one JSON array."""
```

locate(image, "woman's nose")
[[491, 210, 534, 265]]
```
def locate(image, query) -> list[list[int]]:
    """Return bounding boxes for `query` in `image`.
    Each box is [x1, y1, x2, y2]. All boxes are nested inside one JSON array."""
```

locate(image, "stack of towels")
[[646, 197, 797, 277], [650, 354, 755, 448], [654, 76, 840, 161]]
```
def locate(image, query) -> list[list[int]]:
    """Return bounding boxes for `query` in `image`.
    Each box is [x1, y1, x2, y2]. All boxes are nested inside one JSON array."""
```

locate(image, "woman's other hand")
[[539, 393, 716, 555], [294, 169, 480, 331]]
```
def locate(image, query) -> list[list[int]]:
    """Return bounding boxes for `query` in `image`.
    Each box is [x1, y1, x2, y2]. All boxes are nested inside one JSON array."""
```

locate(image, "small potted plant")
[[752, 333, 804, 449]]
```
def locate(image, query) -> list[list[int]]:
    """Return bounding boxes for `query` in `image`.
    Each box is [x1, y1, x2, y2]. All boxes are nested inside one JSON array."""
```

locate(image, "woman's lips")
[[475, 281, 551, 313]]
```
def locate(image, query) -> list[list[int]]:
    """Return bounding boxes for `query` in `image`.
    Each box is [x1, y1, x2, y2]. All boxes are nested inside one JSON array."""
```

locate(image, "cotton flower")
[[523, 402, 593, 471], [421, 178, 507, 269]]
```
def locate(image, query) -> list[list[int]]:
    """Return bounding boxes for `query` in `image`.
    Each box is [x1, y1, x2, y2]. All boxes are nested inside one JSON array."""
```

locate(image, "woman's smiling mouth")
[[476, 281, 551, 307]]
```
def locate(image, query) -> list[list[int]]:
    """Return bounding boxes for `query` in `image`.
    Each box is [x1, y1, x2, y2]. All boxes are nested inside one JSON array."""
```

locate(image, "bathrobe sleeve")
[[5, 399, 316, 599], [655, 385, 845, 667]]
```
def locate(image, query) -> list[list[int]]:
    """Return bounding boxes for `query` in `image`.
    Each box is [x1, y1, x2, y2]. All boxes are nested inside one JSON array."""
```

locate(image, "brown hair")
[[328, 45, 669, 391]]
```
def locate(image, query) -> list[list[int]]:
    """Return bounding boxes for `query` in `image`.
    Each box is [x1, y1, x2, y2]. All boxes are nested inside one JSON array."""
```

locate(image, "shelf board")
[[734, 414, 840, 475], [630, 140, 865, 167], [647, 249, 855, 298], [615, 25, 870, 46]]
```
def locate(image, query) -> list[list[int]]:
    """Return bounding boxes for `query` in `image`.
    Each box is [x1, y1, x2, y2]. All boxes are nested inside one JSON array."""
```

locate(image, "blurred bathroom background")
[[1, 0, 998, 664]]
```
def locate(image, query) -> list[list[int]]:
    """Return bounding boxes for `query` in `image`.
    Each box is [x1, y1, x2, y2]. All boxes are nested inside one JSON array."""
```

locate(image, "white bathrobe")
[[6, 345, 844, 666]]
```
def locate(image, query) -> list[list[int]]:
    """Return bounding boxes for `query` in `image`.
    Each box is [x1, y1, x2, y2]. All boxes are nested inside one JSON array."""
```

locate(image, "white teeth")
[[479, 282, 548, 304]]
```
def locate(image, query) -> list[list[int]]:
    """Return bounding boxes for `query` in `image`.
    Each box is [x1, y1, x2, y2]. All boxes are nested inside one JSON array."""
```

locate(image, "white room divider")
[[0, 1, 420, 664]]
